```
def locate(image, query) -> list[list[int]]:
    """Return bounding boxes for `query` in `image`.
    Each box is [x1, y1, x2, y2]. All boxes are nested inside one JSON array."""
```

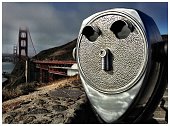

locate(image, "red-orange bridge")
[[32, 60, 78, 83], [13, 28, 78, 83]]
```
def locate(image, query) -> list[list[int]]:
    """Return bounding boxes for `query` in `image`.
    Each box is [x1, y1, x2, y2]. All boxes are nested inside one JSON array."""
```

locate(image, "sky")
[[2, 2, 168, 55]]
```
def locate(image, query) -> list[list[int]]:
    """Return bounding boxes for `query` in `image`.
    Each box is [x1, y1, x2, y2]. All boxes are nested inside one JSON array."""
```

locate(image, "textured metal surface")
[[78, 14, 147, 94]]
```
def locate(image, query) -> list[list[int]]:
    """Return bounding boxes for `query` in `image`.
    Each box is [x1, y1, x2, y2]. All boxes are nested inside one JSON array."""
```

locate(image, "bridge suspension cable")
[[28, 29, 37, 56]]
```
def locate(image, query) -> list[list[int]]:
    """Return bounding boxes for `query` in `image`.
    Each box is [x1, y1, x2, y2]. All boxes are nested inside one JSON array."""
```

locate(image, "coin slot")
[[100, 49, 112, 71]]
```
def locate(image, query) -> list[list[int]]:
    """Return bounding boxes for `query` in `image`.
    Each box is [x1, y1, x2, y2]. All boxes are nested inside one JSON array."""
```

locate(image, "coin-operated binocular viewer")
[[73, 8, 167, 123]]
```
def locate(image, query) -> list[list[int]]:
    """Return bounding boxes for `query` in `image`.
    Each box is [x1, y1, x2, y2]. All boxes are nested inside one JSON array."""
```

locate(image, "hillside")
[[33, 39, 77, 61], [162, 34, 168, 42]]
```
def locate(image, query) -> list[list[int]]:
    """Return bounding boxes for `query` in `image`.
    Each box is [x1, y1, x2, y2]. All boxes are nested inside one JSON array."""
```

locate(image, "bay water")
[[2, 62, 15, 82]]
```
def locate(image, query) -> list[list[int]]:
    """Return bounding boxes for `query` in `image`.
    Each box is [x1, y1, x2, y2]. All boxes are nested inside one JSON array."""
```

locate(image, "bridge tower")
[[18, 27, 28, 59], [13, 45, 17, 63]]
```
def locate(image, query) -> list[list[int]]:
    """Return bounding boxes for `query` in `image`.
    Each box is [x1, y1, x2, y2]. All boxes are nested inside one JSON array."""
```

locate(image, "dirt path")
[[2, 76, 87, 124]]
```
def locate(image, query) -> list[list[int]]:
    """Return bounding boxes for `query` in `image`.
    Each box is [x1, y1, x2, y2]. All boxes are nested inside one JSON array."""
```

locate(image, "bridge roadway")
[[32, 60, 77, 82]]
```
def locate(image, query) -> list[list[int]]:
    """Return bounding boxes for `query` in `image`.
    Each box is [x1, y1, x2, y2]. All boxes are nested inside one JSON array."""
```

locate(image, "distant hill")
[[162, 34, 168, 42], [33, 39, 77, 61]]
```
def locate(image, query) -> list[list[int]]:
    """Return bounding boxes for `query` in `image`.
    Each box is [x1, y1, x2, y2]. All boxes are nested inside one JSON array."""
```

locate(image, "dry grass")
[[2, 76, 79, 102], [2, 100, 23, 113], [2, 82, 37, 102], [38, 75, 80, 91], [2, 75, 81, 113]]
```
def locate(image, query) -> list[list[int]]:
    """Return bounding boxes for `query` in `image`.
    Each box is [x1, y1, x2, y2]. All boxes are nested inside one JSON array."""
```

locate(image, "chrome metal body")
[[75, 8, 165, 123]]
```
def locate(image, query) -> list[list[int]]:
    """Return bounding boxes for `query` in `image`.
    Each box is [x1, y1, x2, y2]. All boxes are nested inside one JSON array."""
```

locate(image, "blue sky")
[[2, 2, 168, 55]]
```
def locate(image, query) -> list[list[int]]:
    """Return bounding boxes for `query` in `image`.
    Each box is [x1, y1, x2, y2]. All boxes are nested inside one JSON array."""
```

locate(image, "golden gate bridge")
[[13, 27, 77, 83]]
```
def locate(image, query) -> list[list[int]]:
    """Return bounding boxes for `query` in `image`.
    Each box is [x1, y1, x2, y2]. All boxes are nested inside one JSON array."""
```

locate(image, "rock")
[[34, 99, 46, 106], [20, 101, 32, 105], [13, 105, 21, 110], [23, 116, 36, 124], [9, 112, 17, 117], [52, 105, 68, 112], [57, 113, 64, 118], [53, 100, 61, 105], [33, 119, 52, 124], [13, 114, 25, 123], [2, 109, 6, 114], [49, 88, 83, 100], [28, 108, 50, 114], [4, 116, 14, 124], [68, 101, 75, 106], [67, 99, 74, 103], [39, 93, 49, 97], [52, 117, 65, 124]]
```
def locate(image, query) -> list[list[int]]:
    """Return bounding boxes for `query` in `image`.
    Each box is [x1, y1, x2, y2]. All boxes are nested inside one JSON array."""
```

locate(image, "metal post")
[[25, 60, 28, 83], [40, 67, 43, 83]]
